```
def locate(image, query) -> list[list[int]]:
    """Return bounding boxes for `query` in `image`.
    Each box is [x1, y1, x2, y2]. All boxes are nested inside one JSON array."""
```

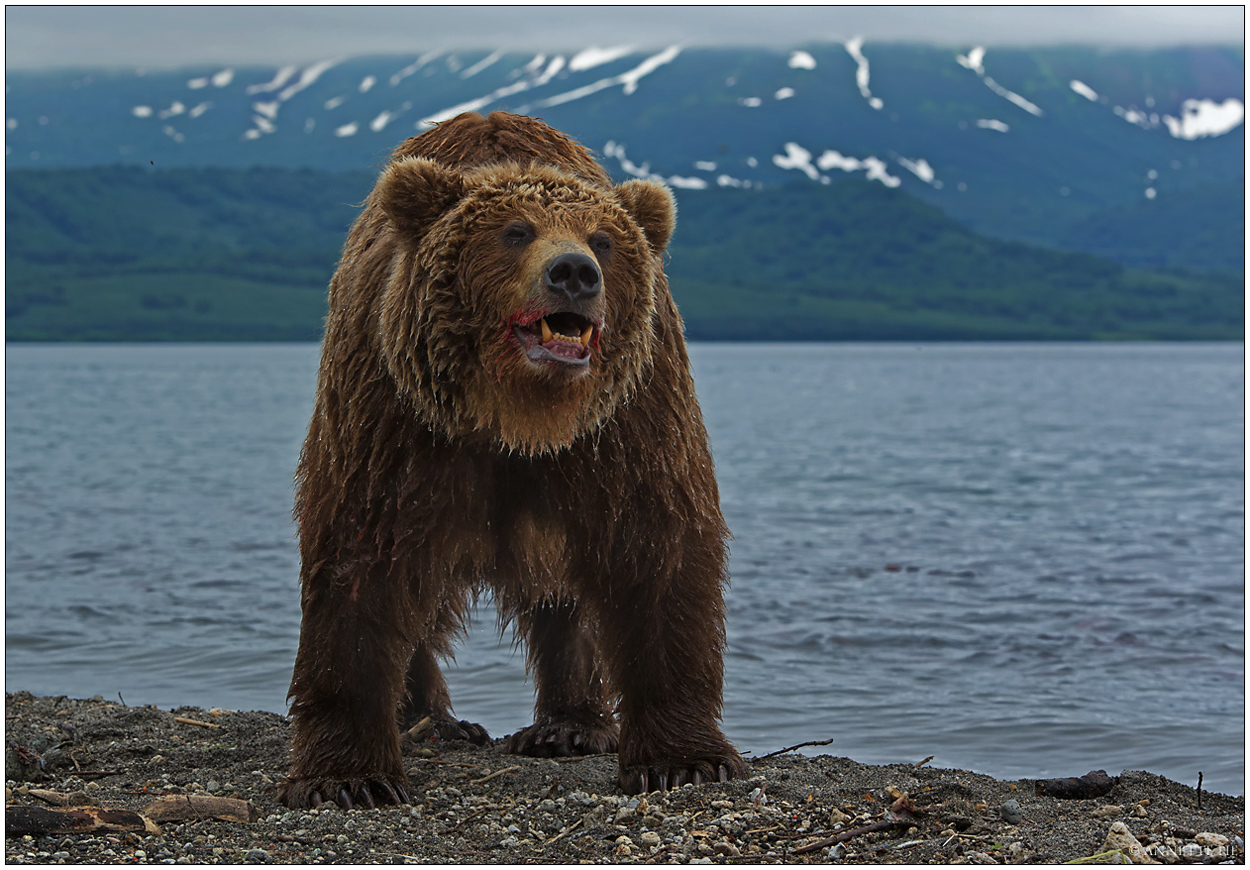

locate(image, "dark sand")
[[4, 692, 1243, 864]]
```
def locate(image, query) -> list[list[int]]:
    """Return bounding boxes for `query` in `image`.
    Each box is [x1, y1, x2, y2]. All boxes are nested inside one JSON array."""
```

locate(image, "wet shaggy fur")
[[280, 112, 746, 810]]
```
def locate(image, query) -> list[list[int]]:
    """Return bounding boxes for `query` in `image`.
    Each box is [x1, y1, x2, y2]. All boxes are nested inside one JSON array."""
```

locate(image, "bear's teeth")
[[579, 325, 593, 347], [541, 318, 553, 344]]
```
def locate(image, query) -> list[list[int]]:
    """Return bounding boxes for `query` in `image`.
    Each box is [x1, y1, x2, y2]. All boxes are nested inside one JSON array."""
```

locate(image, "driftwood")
[[1035, 770, 1115, 799], [791, 819, 914, 855], [140, 794, 260, 823], [753, 738, 834, 761], [26, 789, 98, 807], [5, 804, 158, 836]]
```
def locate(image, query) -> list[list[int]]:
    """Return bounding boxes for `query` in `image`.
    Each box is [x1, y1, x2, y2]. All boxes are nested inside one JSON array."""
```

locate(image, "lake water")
[[5, 342, 1244, 794]]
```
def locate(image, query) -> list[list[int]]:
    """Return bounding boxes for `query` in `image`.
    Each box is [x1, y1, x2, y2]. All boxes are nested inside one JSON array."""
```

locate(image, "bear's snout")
[[543, 252, 601, 303]]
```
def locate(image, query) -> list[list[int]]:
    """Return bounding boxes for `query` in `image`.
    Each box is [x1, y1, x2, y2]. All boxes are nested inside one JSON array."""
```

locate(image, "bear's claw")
[[281, 775, 411, 810], [504, 720, 619, 758], [619, 757, 745, 794]]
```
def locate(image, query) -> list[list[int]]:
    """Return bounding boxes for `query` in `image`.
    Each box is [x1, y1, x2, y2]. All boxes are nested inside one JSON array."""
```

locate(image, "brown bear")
[[279, 111, 746, 810]]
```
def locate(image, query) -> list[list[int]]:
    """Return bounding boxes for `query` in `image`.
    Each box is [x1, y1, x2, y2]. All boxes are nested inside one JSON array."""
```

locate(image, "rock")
[[1091, 805, 1124, 820], [245, 848, 269, 863], [715, 841, 741, 857], [967, 851, 999, 864], [829, 807, 851, 826], [1145, 842, 1179, 864], [1103, 821, 1159, 864], [1194, 832, 1228, 847], [999, 799, 1023, 824], [639, 831, 661, 848]]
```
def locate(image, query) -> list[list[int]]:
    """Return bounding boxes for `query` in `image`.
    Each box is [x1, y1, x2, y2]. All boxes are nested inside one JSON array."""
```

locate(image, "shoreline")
[[4, 692, 1244, 864]]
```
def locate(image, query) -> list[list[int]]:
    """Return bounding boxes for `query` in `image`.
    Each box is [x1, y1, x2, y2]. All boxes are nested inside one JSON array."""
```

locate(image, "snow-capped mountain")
[[5, 42, 1244, 253]]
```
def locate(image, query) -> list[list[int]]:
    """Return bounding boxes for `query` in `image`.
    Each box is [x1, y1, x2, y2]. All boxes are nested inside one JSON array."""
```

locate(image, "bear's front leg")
[[503, 599, 619, 758], [594, 544, 748, 793], [280, 570, 415, 810]]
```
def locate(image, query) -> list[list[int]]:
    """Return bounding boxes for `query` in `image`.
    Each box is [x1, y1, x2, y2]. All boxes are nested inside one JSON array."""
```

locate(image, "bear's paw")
[[619, 752, 749, 795], [504, 719, 620, 758], [279, 773, 412, 810]]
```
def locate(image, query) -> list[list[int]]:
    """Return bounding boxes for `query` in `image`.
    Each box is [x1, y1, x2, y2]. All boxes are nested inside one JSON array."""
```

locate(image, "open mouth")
[[512, 311, 599, 368]]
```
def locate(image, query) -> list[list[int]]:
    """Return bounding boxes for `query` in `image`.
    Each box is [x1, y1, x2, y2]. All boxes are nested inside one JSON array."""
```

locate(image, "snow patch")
[[984, 76, 1042, 116], [956, 47, 986, 76], [775, 87, 795, 100], [460, 50, 503, 79], [359, 76, 376, 93], [897, 156, 936, 184], [523, 46, 681, 111], [390, 51, 442, 87], [773, 142, 820, 179], [253, 101, 280, 120], [845, 36, 883, 110], [775, 142, 901, 187], [976, 119, 1010, 132], [668, 176, 708, 190], [335, 122, 359, 137], [278, 58, 341, 102], [157, 101, 186, 119], [325, 96, 347, 110], [187, 76, 209, 90], [246, 65, 298, 95], [1163, 98, 1244, 140], [1069, 79, 1099, 101], [957, 46, 1042, 117], [188, 102, 211, 119], [211, 69, 234, 88], [6, 118, 16, 129], [132, 105, 153, 118], [695, 161, 718, 171], [788, 50, 817, 70], [570, 46, 634, 71], [250, 114, 276, 135], [739, 97, 762, 107]]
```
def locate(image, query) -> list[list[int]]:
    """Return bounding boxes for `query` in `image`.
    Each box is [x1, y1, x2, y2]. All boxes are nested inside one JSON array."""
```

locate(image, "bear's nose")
[[543, 252, 602, 302]]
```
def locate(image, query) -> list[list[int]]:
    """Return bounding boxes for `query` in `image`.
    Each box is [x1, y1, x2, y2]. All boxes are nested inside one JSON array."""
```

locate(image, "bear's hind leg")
[[504, 599, 619, 757], [400, 638, 490, 745]]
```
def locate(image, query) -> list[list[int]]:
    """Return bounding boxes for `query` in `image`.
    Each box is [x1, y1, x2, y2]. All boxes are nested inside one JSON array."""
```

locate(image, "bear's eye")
[[502, 221, 534, 247], [589, 232, 613, 258]]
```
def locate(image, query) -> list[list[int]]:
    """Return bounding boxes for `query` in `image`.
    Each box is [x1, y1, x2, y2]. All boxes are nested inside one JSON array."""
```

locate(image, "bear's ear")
[[615, 179, 676, 254], [376, 157, 468, 240]]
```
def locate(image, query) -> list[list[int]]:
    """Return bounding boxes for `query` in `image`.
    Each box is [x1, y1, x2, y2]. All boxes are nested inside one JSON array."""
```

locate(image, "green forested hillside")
[[5, 167, 1244, 341]]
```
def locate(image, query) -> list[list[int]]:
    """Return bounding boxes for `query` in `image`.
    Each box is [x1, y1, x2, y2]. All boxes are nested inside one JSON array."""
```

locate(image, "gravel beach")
[[4, 692, 1243, 864]]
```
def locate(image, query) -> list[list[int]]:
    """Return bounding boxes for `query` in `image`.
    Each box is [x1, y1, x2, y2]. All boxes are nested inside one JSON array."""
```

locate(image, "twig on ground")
[[468, 765, 520, 785], [753, 738, 834, 762], [791, 819, 912, 855], [173, 716, 222, 729]]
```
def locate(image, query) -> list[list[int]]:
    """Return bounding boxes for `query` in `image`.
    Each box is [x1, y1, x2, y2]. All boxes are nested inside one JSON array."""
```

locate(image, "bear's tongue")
[[515, 315, 594, 366]]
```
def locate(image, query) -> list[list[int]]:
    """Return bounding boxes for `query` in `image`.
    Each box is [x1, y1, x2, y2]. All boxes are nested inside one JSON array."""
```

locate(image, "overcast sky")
[[5, 5, 1245, 71]]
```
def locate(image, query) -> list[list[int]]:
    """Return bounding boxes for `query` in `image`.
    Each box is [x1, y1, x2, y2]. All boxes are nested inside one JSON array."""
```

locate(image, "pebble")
[[1102, 821, 1153, 864], [1090, 804, 1124, 819], [999, 799, 1023, 824], [1195, 832, 1229, 848], [639, 832, 661, 848]]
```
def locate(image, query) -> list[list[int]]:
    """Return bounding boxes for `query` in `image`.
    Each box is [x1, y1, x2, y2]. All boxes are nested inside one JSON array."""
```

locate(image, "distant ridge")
[[6, 167, 1242, 342], [4, 43, 1244, 268]]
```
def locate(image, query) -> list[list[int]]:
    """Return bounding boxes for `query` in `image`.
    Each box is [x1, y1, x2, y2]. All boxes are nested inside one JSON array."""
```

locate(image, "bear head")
[[373, 157, 676, 455]]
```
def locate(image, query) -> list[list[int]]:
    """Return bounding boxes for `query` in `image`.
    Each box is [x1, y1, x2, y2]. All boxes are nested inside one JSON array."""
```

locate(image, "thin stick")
[[468, 765, 520, 785], [174, 716, 223, 729], [791, 819, 911, 855], [545, 816, 584, 845], [753, 738, 833, 762]]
